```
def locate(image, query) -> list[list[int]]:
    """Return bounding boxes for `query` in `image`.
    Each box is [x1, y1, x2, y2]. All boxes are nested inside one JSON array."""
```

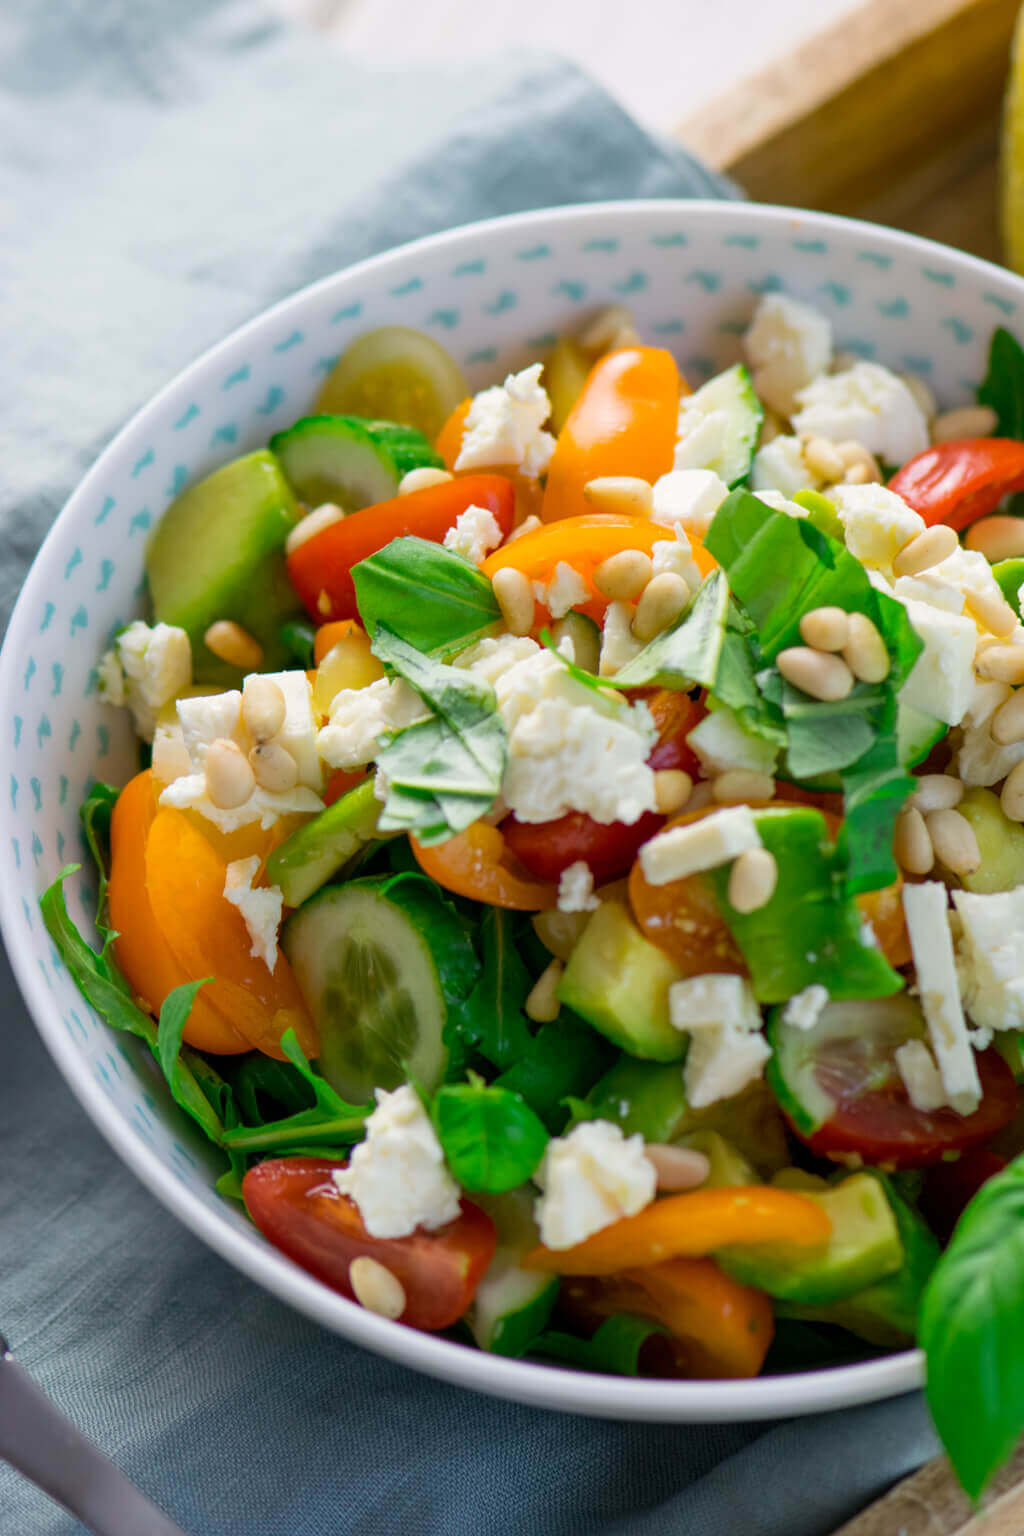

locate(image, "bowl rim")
[[13, 192, 1018, 1418]]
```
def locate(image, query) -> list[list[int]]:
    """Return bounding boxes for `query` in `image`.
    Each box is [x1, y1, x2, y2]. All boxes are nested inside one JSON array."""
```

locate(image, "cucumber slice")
[[674, 363, 763, 487], [364, 421, 445, 478], [270, 415, 400, 511], [558, 901, 687, 1063], [267, 777, 381, 908], [766, 994, 925, 1137], [468, 1188, 558, 1357], [314, 326, 468, 442], [550, 611, 601, 674], [281, 873, 477, 1101], [897, 700, 945, 767]]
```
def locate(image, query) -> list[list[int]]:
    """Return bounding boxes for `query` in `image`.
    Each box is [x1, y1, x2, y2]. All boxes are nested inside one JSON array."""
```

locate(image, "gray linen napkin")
[[0, 2, 939, 1531]]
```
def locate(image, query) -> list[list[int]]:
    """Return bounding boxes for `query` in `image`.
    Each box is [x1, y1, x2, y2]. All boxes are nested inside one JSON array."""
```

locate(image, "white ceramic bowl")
[[6, 199, 1022, 1422]]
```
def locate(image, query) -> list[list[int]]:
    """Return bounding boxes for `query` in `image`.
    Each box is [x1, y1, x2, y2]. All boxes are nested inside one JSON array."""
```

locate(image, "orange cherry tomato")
[[244, 1157, 496, 1331], [313, 619, 362, 666], [410, 821, 556, 910], [541, 347, 683, 523], [109, 772, 249, 1054], [322, 768, 367, 807], [144, 807, 318, 1060], [435, 398, 471, 470], [561, 1258, 774, 1379]]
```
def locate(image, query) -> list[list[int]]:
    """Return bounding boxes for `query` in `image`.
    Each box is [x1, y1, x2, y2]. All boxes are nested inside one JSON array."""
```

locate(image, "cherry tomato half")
[[888, 438, 1024, 531], [411, 821, 557, 910], [243, 1157, 496, 1330], [919, 1145, 1008, 1244], [287, 473, 515, 622]]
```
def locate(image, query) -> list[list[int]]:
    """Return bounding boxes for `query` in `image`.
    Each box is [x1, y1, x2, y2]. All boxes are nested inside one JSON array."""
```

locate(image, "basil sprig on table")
[[353, 535, 502, 654]]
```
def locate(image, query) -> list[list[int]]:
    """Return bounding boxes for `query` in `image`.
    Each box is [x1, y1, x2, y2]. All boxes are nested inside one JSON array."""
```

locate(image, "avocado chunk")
[[558, 901, 686, 1062], [956, 786, 1024, 894], [267, 777, 381, 908], [147, 451, 303, 686], [678, 1130, 757, 1188], [716, 1171, 904, 1305]]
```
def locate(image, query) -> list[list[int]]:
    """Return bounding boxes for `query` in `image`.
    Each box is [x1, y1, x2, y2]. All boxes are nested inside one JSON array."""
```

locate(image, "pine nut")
[[348, 1256, 406, 1320], [579, 304, 640, 353], [653, 769, 694, 815], [249, 741, 299, 791], [506, 514, 543, 543], [799, 606, 849, 652], [644, 1144, 710, 1192], [992, 689, 1024, 745], [492, 567, 535, 637], [241, 675, 286, 744], [285, 503, 345, 555], [205, 738, 256, 809], [583, 476, 654, 517], [893, 524, 959, 577], [966, 516, 1024, 564], [894, 807, 934, 875], [931, 404, 998, 443], [525, 959, 564, 1023], [964, 587, 1019, 639], [728, 847, 779, 913], [843, 613, 890, 684], [204, 620, 264, 671], [901, 373, 937, 422], [713, 770, 775, 805], [632, 573, 690, 642], [685, 780, 716, 813], [1001, 760, 1024, 822], [802, 436, 846, 483], [594, 549, 653, 601], [926, 808, 981, 876], [398, 466, 453, 495], [317, 590, 333, 618], [759, 409, 786, 446], [777, 646, 855, 702], [908, 774, 964, 812], [835, 441, 882, 482], [976, 644, 1024, 684]]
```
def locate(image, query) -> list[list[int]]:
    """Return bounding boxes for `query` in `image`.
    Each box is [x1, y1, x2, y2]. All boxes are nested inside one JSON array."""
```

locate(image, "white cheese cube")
[[651, 469, 729, 537], [892, 574, 966, 615], [792, 362, 929, 466], [751, 435, 817, 498], [639, 804, 762, 886], [650, 531, 701, 589], [668, 973, 762, 1033], [952, 887, 1024, 1033], [684, 1027, 771, 1109], [743, 293, 833, 416], [902, 882, 981, 1115], [533, 1120, 655, 1250], [256, 670, 323, 790], [598, 601, 645, 678], [781, 984, 830, 1032], [332, 1084, 462, 1239], [894, 1039, 949, 1113], [899, 599, 977, 727], [828, 483, 926, 570]]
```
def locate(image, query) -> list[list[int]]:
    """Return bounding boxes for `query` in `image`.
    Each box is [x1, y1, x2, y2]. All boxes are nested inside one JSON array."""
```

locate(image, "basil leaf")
[[531, 1315, 668, 1376], [354, 536, 502, 654], [495, 1012, 618, 1134], [714, 614, 786, 747], [838, 703, 915, 896], [446, 909, 534, 1070], [920, 1154, 1024, 1499], [432, 1078, 548, 1192], [608, 569, 729, 690], [978, 327, 1024, 440]]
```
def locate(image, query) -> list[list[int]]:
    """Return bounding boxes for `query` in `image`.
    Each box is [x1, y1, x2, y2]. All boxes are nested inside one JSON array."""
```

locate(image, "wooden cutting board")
[[833, 1442, 1024, 1533]]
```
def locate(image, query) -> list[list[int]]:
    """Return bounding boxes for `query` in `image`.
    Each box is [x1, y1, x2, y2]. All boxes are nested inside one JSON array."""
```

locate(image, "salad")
[[45, 293, 1024, 1493]]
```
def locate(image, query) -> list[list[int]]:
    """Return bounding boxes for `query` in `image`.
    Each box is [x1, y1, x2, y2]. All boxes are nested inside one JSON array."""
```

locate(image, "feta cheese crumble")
[[533, 1120, 655, 1250], [442, 504, 504, 565], [535, 560, 588, 620], [454, 363, 555, 480], [894, 1039, 950, 1113], [902, 882, 981, 1115], [668, 974, 771, 1108], [557, 860, 599, 914], [651, 469, 729, 537], [792, 361, 929, 466], [223, 856, 284, 972], [751, 435, 818, 499], [98, 621, 192, 742], [317, 677, 431, 772], [333, 1084, 462, 1240], [640, 805, 763, 886], [598, 601, 645, 678], [952, 886, 1024, 1033], [649, 531, 701, 589], [782, 984, 830, 1032], [743, 293, 833, 417], [827, 483, 926, 571]]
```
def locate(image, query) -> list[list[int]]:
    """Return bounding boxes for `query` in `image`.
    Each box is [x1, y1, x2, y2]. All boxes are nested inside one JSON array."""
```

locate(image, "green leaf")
[[431, 1078, 548, 1192], [279, 618, 317, 670], [494, 1012, 618, 1134], [226, 1053, 318, 1124], [446, 909, 535, 1070], [920, 1155, 1024, 1499], [978, 327, 1024, 440], [530, 1315, 668, 1375], [838, 699, 915, 896], [219, 1030, 370, 1155], [353, 536, 502, 654], [78, 781, 123, 975], [608, 569, 729, 690]]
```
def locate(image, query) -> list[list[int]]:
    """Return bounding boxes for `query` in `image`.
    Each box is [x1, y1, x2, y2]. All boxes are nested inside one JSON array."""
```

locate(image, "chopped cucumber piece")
[[314, 326, 467, 441], [897, 700, 946, 768], [717, 1171, 904, 1305], [675, 363, 763, 487], [956, 786, 1024, 894], [267, 777, 381, 908], [281, 873, 477, 1102], [558, 901, 687, 1062], [364, 420, 445, 478], [468, 1188, 558, 1357], [270, 415, 400, 511], [147, 450, 303, 686], [993, 557, 1024, 616], [550, 611, 601, 674]]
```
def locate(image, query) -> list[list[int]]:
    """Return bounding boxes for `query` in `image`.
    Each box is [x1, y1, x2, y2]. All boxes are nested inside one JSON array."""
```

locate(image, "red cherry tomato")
[[502, 689, 705, 884], [287, 473, 516, 622], [919, 1145, 1008, 1244], [802, 1048, 1019, 1170], [888, 439, 1024, 531], [243, 1157, 496, 1330]]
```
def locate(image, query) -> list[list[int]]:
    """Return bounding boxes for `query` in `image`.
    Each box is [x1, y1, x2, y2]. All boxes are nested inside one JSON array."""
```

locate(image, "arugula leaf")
[[431, 1077, 548, 1192], [227, 1052, 319, 1125], [446, 909, 534, 1069], [530, 1315, 668, 1376], [920, 1154, 1024, 1499], [495, 1012, 618, 1133], [353, 536, 503, 654], [220, 1029, 370, 1154], [608, 569, 729, 690], [78, 781, 123, 974], [978, 326, 1024, 440]]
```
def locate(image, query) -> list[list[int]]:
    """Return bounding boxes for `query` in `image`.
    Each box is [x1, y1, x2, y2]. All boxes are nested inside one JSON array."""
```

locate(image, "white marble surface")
[[275, 0, 862, 133]]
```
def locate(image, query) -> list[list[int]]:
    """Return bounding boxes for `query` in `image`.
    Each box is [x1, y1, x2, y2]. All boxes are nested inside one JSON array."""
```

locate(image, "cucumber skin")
[[365, 420, 445, 476], [270, 415, 400, 510], [267, 777, 381, 908]]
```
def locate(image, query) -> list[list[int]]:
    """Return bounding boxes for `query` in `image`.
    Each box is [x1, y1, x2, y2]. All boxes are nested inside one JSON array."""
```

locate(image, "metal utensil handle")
[[0, 1337, 189, 1536]]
